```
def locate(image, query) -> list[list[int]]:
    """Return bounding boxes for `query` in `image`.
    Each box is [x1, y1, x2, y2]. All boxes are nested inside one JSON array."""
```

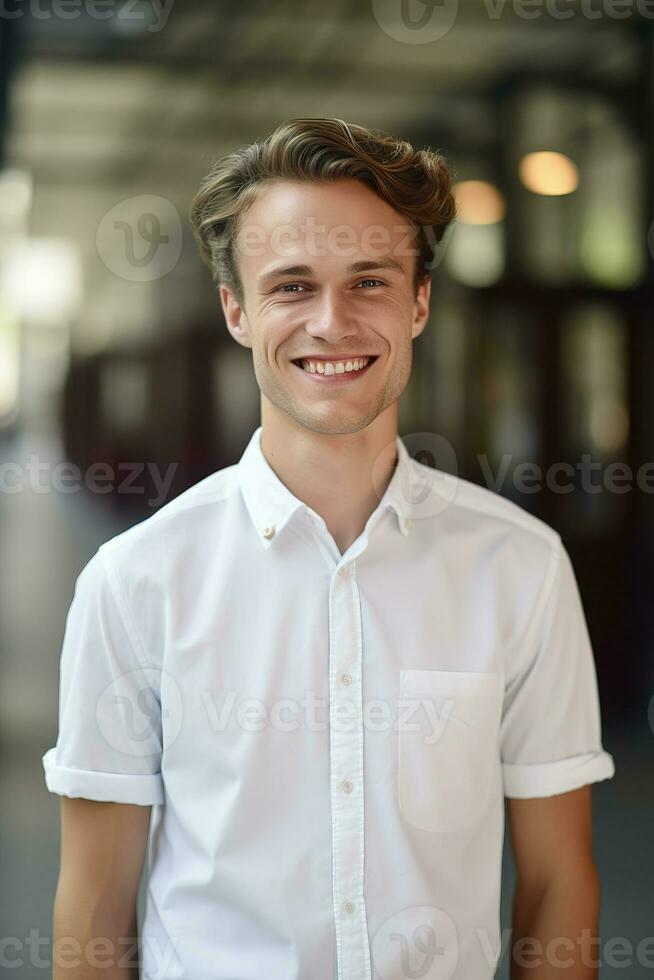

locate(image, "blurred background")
[[0, 0, 652, 976]]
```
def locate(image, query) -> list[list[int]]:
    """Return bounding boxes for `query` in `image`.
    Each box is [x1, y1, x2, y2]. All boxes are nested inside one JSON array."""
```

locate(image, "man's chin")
[[260, 382, 393, 435], [283, 403, 385, 436]]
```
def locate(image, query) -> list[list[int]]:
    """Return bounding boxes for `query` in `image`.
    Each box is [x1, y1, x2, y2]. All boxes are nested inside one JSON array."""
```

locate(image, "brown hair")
[[189, 117, 457, 306]]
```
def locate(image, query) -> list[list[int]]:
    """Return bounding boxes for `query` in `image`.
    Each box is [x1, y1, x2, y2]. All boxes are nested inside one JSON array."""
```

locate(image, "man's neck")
[[259, 401, 399, 556]]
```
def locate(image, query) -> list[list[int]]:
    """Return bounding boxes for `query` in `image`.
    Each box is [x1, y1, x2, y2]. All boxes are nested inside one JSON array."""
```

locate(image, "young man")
[[43, 118, 615, 980]]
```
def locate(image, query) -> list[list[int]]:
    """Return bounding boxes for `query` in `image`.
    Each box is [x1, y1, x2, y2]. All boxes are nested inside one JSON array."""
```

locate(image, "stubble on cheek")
[[251, 345, 297, 414]]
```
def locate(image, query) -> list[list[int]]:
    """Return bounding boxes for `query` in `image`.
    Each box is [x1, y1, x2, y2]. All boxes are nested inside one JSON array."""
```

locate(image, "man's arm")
[[53, 798, 152, 978], [507, 785, 601, 979]]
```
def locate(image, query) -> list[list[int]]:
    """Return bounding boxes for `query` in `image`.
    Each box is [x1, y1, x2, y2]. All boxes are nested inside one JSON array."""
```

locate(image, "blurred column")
[[635, 29, 654, 708], [0, 0, 21, 169]]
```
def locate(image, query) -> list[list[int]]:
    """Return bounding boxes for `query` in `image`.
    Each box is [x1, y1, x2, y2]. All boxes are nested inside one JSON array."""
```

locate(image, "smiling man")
[[43, 118, 614, 980], [217, 171, 434, 555]]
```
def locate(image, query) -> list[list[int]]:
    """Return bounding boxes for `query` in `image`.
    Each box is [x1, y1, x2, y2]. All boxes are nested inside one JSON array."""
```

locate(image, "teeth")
[[300, 357, 370, 374]]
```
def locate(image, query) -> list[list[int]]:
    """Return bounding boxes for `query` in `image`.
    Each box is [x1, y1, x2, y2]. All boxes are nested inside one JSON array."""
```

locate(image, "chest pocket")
[[397, 669, 504, 833]]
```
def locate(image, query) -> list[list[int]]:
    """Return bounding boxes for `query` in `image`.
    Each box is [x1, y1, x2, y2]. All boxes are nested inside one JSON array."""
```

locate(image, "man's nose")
[[303, 290, 358, 343]]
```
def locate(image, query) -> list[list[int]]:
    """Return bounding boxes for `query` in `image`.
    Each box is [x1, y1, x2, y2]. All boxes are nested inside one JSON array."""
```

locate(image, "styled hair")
[[189, 117, 457, 306]]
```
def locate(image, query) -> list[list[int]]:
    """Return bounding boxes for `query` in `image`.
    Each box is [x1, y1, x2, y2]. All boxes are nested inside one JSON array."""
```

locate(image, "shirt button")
[[339, 671, 352, 686], [404, 517, 413, 531], [341, 779, 354, 794], [342, 901, 356, 915], [262, 525, 276, 539], [337, 564, 349, 576]]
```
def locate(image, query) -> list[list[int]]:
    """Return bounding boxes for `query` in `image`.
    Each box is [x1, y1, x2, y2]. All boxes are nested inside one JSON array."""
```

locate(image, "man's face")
[[219, 178, 431, 435]]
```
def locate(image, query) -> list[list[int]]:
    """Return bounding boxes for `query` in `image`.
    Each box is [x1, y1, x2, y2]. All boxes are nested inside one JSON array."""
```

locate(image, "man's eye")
[[274, 279, 384, 295], [357, 279, 384, 288]]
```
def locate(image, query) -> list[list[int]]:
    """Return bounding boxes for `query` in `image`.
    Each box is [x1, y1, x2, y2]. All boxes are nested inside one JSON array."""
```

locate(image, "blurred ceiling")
[[1, 0, 648, 348], [7, 0, 643, 189]]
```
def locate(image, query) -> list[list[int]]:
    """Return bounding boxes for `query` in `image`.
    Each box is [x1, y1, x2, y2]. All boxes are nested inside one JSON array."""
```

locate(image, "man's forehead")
[[235, 199, 417, 271], [254, 255, 408, 289], [239, 179, 413, 237], [232, 180, 420, 282], [235, 224, 417, 273], [245, 176, 394, 216]]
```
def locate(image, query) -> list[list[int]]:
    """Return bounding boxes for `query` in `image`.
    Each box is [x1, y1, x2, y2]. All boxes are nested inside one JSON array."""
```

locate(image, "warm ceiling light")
[[519, 151, 579, 196], [454, 180, 506, 224]]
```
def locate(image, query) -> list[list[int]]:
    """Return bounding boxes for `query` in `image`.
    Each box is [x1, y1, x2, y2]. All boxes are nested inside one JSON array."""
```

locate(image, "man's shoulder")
[[410, 461, 564, 649], [98, 460, 241, 568], [411, 457, 561, 562]]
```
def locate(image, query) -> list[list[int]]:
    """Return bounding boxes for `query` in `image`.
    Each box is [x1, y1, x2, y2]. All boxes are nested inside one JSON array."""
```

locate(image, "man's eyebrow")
[[257, 257, 405, 287]]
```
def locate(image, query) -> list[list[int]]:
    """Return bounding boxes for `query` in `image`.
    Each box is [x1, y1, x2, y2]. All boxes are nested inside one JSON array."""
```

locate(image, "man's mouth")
[[291, 355, 378, 378]]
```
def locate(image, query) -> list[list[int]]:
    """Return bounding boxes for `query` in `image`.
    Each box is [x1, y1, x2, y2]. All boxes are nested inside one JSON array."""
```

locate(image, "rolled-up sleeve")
[[42, 545, 164, 806], [500, 535, 615, 798]]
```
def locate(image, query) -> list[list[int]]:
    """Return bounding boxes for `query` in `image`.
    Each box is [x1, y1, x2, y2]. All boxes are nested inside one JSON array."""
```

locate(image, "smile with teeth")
[[297, 356, 374, 375]]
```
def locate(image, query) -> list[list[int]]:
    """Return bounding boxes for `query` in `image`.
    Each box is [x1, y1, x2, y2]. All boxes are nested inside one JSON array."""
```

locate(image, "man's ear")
[[219, 284, 252, 349], [411, 274, 431, 340]]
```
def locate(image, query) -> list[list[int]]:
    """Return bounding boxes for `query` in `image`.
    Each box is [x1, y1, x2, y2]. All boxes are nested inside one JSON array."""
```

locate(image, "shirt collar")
[[237, 425, 415, 550]]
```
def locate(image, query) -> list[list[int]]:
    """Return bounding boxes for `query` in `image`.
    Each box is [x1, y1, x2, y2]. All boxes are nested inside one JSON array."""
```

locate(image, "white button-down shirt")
[[43, 425, 615, 980]]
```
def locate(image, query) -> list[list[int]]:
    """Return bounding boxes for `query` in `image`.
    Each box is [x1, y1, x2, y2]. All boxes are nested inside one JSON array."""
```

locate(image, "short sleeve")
[[500, 536, 615, 798], [42, 545, 164, 806]]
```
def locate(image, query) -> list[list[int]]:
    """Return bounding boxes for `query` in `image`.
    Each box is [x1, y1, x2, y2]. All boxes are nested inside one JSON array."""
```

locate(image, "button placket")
[[328, 563, 371, 980]]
